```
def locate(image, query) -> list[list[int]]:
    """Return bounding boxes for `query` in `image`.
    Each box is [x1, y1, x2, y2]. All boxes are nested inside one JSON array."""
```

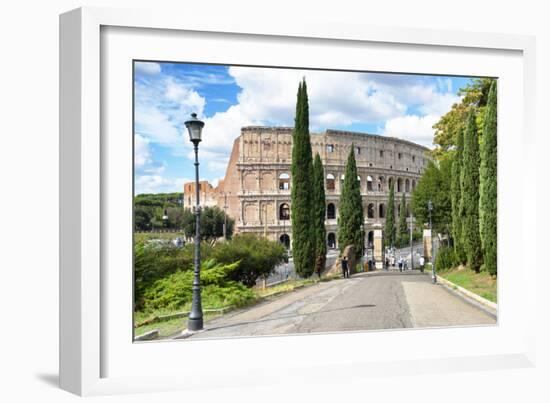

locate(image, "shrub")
[[435, 246, 456, 272], [134, 239, 213, 309], [212, 233, 287, 287], [142, 259, 256, 312]]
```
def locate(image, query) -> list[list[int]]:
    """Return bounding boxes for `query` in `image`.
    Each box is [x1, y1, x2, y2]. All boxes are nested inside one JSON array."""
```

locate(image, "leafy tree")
[[411, 158, 452, 236], [479, 81, 497, 276], [385, 180, 396, 248], [337, 146, 364, 259], [213, 233, 287, 287], [433, 78, 495, 162], [397, 193, 408, 247], [290, 79, 315, 277], [181, 206, 234, 243], [313, 153, 327, 276], [461, 111, 483, 272], [451, 127, 466, 264], [134, 206, 154, 231]]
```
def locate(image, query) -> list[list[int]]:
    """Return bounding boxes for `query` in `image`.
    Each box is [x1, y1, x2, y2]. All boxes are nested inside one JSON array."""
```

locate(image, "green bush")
[[435, 246, 456, 272], [212, 233, 287, 287], [142, 259, 256, 312], [134, 239, 213, 310]]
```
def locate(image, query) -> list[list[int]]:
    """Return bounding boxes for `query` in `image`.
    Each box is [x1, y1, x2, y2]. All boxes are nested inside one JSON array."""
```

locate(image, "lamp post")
[[409, 208, 414, 270], [428, 200, 436, 284], [185, 113, 205, 331]]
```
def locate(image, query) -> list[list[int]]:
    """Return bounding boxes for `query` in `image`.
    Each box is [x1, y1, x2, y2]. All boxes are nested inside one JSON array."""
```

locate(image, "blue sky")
[[134, 61, 474, 195]]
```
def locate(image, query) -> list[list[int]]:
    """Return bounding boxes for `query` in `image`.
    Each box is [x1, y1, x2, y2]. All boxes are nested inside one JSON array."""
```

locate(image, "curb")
[[436, 275, 498, 316]]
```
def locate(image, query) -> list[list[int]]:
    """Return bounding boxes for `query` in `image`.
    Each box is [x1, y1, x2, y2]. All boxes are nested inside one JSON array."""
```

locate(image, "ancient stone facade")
[[183, 180, 218, 209], [211, 126, 430, 251]]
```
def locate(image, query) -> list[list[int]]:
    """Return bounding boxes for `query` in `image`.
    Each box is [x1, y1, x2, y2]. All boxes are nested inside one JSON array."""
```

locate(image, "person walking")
[[341, 256, 349, 278]]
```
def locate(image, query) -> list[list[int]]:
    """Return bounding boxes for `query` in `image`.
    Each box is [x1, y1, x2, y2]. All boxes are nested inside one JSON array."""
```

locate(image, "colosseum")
[[184, 126, 430, 255]]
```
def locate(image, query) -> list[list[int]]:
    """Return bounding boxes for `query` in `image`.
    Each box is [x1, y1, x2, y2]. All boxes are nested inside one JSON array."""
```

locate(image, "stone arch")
[[327, 203, 336, 219], [367, 230, 374, 247], [379, 203, 385, 218], [326, 173, 335, 190], [367, 203, 375, 218], [378, 176, 385, 191], [278, 172, 290, 190], [279, 203, 290, 220], [327, 232, 337, 249], [405, 178, 410, 193], [397, 178, 403, 192], [279, 233, 290, 248], [367, 175, 373, 191]]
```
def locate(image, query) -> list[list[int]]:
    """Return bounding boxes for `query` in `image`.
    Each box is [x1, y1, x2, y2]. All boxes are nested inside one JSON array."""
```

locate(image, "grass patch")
[[438, 267, 497, 303]]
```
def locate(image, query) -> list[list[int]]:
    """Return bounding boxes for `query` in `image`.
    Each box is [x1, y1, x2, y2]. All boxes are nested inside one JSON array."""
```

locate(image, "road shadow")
[[198, 303, 376, 334]]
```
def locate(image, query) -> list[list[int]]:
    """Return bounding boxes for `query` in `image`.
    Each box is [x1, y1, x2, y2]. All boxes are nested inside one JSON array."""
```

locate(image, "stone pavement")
[[183, 271, 496, 340]]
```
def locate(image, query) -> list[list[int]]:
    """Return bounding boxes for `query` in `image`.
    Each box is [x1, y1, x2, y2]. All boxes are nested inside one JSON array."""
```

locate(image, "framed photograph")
[[60, 6, 536, 396]]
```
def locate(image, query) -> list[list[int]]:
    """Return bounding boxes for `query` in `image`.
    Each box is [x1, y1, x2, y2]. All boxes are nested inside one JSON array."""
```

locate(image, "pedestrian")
[[341, 256, 349, 278], [419, 255, 425, 272], [398, 257, 402, 272]]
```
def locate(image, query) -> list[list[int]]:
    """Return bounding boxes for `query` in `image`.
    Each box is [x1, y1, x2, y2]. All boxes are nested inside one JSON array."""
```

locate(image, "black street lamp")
[[185, 113, 205, 331], [428, 200, 436, 284]]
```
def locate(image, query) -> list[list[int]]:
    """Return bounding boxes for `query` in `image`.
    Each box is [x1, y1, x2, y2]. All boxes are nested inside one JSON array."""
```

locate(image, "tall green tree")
[[312, 153, 327, 276], [337, 146, 364, 259], [411, 159, 452, 236], [290, 79, 315, 277], [385, 180, 396, 248], [398, 192, 408, 246], [451, 127, 466, 264], [479, 81, 497, 276], [461, 111, 483, 272]]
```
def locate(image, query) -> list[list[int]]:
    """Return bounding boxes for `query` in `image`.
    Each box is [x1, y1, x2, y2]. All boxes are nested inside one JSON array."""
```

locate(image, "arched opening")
[[397, 178, 403, 192], [367, 231, 374, 247], [367, 175, 373, 191], [388, 177, 394, 190], [379, 203, 385, 218], [279, 233, 290, 248], [326, 173, 335, 190], [327, 233, 336, 249], [405, 178, 410, 193], [412, 179, 416, 191], [327, 203, 336, 219], [278, 173, 290, 190], [378, 176, 384, 191], [367, 203, 375, 218], [279, 203, 290, 220]]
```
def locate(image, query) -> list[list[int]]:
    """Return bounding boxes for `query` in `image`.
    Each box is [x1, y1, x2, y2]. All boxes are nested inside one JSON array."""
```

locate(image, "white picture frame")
[[60, 6, 537, 396]]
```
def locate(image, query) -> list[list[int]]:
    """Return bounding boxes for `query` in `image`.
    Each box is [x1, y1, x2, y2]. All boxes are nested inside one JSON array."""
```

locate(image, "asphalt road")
[[185, 271, 496, 340]]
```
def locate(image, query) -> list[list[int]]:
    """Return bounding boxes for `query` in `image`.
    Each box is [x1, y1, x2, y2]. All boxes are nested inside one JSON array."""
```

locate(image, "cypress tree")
[[290, 79, 315, 277], [451, 127, 466, 264], [461, 110, 483, 272], [398, 192, 408, 247], [313, 153, 327, 277], [479, 80, 497, 276], [337, 145, 364, 259], [385, 180, 396, 248]]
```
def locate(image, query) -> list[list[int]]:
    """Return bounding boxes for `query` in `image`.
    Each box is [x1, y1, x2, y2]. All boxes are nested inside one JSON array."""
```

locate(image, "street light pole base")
[[187, 317, 203, 331]]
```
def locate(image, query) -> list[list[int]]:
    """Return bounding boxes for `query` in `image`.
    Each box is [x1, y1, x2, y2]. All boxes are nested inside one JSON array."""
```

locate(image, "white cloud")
[[135, 62, 161, 75], [135, 175, 190, 194], [382, 114, 440, 147], [134, 134, 152, 168]]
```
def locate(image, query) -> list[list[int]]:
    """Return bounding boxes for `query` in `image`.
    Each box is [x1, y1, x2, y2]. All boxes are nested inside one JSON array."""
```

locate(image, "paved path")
[[186, 271, 496, 339]]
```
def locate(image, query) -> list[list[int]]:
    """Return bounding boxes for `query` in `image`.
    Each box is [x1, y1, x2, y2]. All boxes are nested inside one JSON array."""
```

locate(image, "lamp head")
[[184, 113, 204, 144]]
